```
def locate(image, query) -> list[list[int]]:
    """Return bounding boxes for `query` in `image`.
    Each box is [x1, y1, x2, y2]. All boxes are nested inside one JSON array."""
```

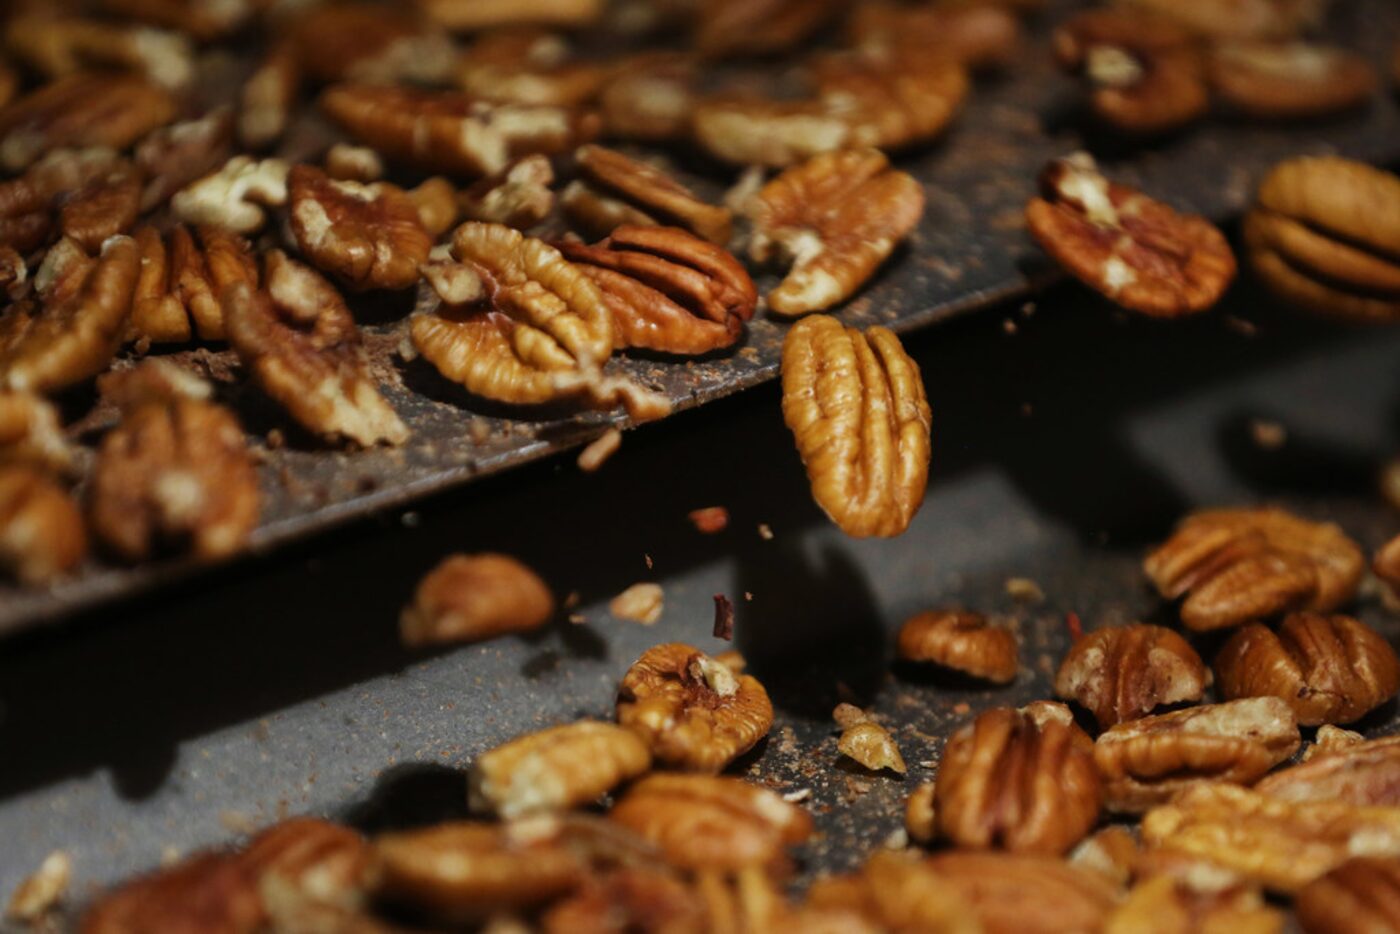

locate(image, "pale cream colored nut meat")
[[597, 53, 697, 142], [469, 720, 652, 819], [6, 850, 72, 924], [696, 0, 843, 57], [934, 702, 1101, 855], [833, 703, 906, 774], [286, 3, 456, 87], [456, 30, 609, 107], [1105, 873, 1284, 934], [134, 107, 234, 211], [171, 155, 289, 234], [848, 3, 1021, 71], [0, 390, 75, 474], [223, 252, 409, 448], [129, 224, 258, 343], [616, 642, 774, 773], [0, 235, 139, 394], [1094, 697, 1300, 813], [781, 315, 931, 538], [458, 155, 555, 230], [238, 43, 298, 152], [919, 850, 1119, 934], [1054, 622, 1207, 729], [58, 160, 143, 253], [1257, 733, 1400, 806], [1068, 826, 1140, 890], [1295, 857, 1400, 934], [287, 164, 432, 292], [750, 149, 924, 316], [804, 850, 981, 933], [0, 73, 176, 172], [98, 0, 256, 42], [1214, 612, 1400, 726], [1210, 42, 1376, 119], [400, 553, 554, 647], [0, 465, 85, 585], [1027, 152, 1235, 317], [1143, 506, 1364, 630], [408, 177, 460, 240], [4, 15, 194, 90], [564, 145, 732, 245], [896, 609, 1018, 683], [1114, 0, 1326, 41], [608, 774, 813, 873], [417, 0, 604, 32]]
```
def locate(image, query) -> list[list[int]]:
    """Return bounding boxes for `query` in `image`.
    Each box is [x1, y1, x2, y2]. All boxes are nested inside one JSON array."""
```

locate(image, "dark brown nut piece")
[[896, 609, 1018, 683], [1027, 152, 1235, 317], [609, 774, 813, 873], [5, 15, 193, 90], [400, 552, 554, 647], [805, 850, 980, 933], [1257, 733, 1400, 806], [1140, 782, 1400, 893], [1115, 0, 1325, 41], [1244, 157, 1400, 322], [1054, 623, 1207, 729], [286, 4, 456, 87], [171, 155, 290, 234], [288, 164, 431, 292], [0, 235, 138, 394], [469, 720, 652, 819], [7, 849, 71, 925], [1094, 697, 1300, 813], [0, 245, 23, 292], [921, 851, 1119, 934], [58, 161, 142, 253], [0, 148, 126, 254], [459, 155, 555, 230], [696, 0, 842, 57], [320, 84, 595, 179], [224, 253, 409, 447], [781, 315, 930, 538], [833, 703, 907, 774], [1068, 826, 1140, 890], [1144, 507, 1364, 630], [1296, 857, 1400, 934], [1105, 874, 1284, 934], [750, 149, 924, 316], [1214, 612, 1400, 726], [417, 0, 604, 32], [1210, 42, 1375, 119], [0, 465, 85, 584], [556, 225, 756, 356], [98, 0, 255, 42], [457, 30, 608, 107], [134, 107, 234, 211], [129, 224, 257, 343], [848, 3, 1021, 71], [0, 74, 176, 172], [566, 144, 732, 245], [1053, 9, 1208, 136], [541, 867, 704, 934], [934, 703, 1101, 855], [598, 53, 697, 142], [238, 43, 299, 152], [617, 642, 773, 773]]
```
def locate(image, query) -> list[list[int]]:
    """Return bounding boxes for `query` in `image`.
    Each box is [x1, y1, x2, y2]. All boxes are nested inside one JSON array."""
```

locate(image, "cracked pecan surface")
[[130, 223, 257, 343]]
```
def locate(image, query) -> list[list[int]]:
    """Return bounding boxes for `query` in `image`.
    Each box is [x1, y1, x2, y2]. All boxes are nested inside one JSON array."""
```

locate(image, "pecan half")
[[1105, 874, 1284, 934], [1115, 0, 1325, 41], [5, 15, 193, 90], [608, 774, 812, 873], [0, 390, 75, 473], [1214, 612, 1400, 725], [1027, 152, 1235, 317], [238, 43, 299, 152], [564, 145, 732, 245], [1244, 157, 1400, 322], [1211, 42, 1376, 119], [417, 0, 605, 32], [0, 465, 85, 584], [0, 73, 176, 172], [541, 867, 704, 934], [849, 3, 1021, 71], [58, 160, 142, 253], [223, 252, 409, 447], [1094, 697, 1300, 813], [1143, 506, 1364, 630], [457, 30, 608, 107], [556, 225, 756, 355], [1296, 857, 1400, 934], [130, 223, 257, 343], [286, 3, 456, 87], [598, 53, 697, 142], [920, 851, 1119, 934], [1257, 733, 1400, 806], [458, 155, 555, 229], [696, 0, 842, 57], [804, 850, 979, 933], [896, 609, 1018, 683], [781, 315, 931, 538], [616, 642, 772, 773], [134, 107, 234, 211], [750, 149, 924, 316], [1054, 622, 1207, 729], [171, 155, 290, 234], [400, 553, 554, 647], [934, 703, 1101, 855], [833, 703, 906, 774]]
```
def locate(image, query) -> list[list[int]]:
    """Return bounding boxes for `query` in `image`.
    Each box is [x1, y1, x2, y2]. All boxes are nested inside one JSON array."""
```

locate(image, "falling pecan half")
[[781, 315, 931, 538], [563, 144, 732, 245], [223, 252, 409, 448], [1027, 152, 1235, 317], [1214, 612, 1400, 726], [456, 30, 608, 107], [849, 3, 1021, 71], [896, 609, 1018, 684], [1295, 857, 1400, 934], [1054, 622, 1207, 729], [458, 155, 555, 229], [1210, 42, 1376, 119], [400, 553, 554, 647], [0, 464, 85, 585], [130, 224, 257, 343], [1105, 874, 1284, 934], [1257, 732, 1400, 806], [1143, 506, 1364, 630], [0, 73, 176, 172]]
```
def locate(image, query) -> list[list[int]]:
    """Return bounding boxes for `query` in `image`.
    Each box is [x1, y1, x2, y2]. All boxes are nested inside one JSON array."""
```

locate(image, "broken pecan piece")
[[781, 315, 930, 538], [458, 155, 555, 229], [564, 145, 731, 245], [0, 464, 85, 584], [223, 252, 408, 448], [172, 155, 289, 234], [1144, 506, 1364, 630], [130, 224, 257, 343], [616, 642, 773, 773], [1257, 732, 1400, 806], [896, 609, 1018, 683], [1105, 874, 1284, 934], [1214, 612, 1400, 726], [400, 553, 554, 647], [1211, 42, 1376, 119], [457, 30, 608, 107], [1054, 622, 1207, 729], [833, 703, 906, 774], [58, 160, 142, 253], [1296, 857, 1400, 934], [0, 73, 176, 172], [0, 390, 75, 474], [921, 851, 1119, 934]]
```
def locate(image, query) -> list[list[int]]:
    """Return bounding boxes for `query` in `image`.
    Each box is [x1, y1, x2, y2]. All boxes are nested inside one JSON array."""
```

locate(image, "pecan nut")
[[749, 148, 924, 316], [0, 390, 75, 474], [171, 155, 290, 234], [0, 148, 125, 253], [223, 252, 409, 447], [456, 30, 608, 107], [849, 3, 1021, 71], [458, 155, 555, 229], [564, 145, 732, 245], [1295, 857, 1400, 934], [5, 15, 193, 91], [286, 3, 455, 87], [934, 703, 1101, 854], [597, 53, 697, 143], [1069, 826, 1141, 890], [98, 0, 255, 42], [1054, 622, 1207, 729], [130, 223, 257, 343], [1027, 152, 1235, 317], [1257, 733, 1400, 807], [238, 43, 298, 152], [1105, 874, 1284, 934], [0, 464, 85, 584], [920, 851, 1119, 934], [1115, 0, 1324, 40], [616, 642, 773, 773], [1210, 42, 1376, 119], [1094, 697, 1300, 813], [134, 108, 234, 211], [1143, 506, 1364, 631], [400, 553, 554, 647], [57, 160, 142, 253], [781, 315, 931, 538], [0, 73, 176, 171], [896, 609, 1018, 684], [833, 703, 906, 774], [1214, 612, 1400, 726], [804, 850, 979, 933]]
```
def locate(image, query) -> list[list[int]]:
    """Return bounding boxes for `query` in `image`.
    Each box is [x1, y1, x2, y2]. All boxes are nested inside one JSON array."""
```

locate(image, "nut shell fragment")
[[1054, 623, 1207, 728], [401, 553, 554, 647], [897, 610, 1018, 683]]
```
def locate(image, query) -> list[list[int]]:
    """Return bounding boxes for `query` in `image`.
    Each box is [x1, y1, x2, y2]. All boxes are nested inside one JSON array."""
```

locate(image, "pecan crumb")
[[688, 506, 729, 533], [578, 428, 622, 473]]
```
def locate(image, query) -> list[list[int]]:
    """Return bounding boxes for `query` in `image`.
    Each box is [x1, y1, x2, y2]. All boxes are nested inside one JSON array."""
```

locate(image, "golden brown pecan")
[[750, 149, 924, 316], [0, 235, 138, 393], [608, 774, 813, 873], [469, 720, 652, 819], [0, 73, 176, 172], [130, 224, 257, 343], [286, 4, 456, 87], [4, 15, 193, 90], [896, 609, 1019, 683], [1054, 622, 1207, 729], [134, 108, 233, 211], [417, 0, 604, 32], [616, 642, 773, 773], [0, 390, 75, 473], [171, 155, 290, 234], [1244, 157, 1400, 322], [564, 145, 731, 245], [921, 850, 1119, 934], [541, 867, 705, 934], [848, 2, 1021, 71], [1258, 733, 1400, 806], [58, 160, 142, 253], [1143, 506, 1364, 630], [0, 464, 85, 584], [1296, 857, 1400, 934], [320, 84, 595, 179], [1210, 42, 1375, 119], [833, 703, 906, 774], [458, 155, 555, 229], [223, 252, 408, 448], [1105, 874, 1283, 934], [1094, 697, 1300, 813], [934, 703, 1101, 854], [804, 850, 980, 933], [1214, 612, 1400, 726], [597, 53, 697, 143], [696, 0, 842, 57], [556, 225, 756, 356], [1027, 152, 1235, 317], [905, 781, 937, 845], [1069, 826, 1140, 890], [98, 0, 255, 41], [400, 552, 554, 647], [287, 164, 431, 292], [238, 42, 298, 152], [408, 177, 459, 239], [780, 315, 930, 538], [457, 30, 608, 107], [1115, 0, 1324, 40]]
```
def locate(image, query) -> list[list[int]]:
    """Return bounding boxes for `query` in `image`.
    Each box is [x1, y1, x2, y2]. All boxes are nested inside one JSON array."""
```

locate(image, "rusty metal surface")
[[4, 0, 1400, 632]]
